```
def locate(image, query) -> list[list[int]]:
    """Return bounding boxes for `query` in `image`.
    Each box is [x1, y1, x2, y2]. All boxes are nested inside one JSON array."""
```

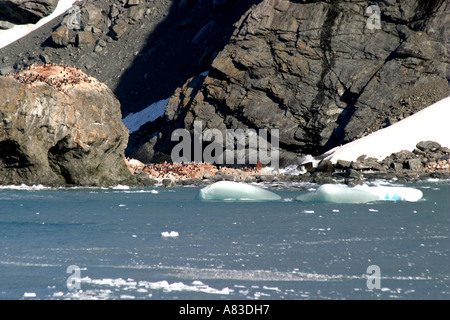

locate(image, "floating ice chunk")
[[52, 292, 64, 297], [296, 184, 379, 204], [354, 184, 423, 202], [196, 181, 281, 201], [161, 231, 179, 237], [23, 292, 36, 298], [263, 285, 281, 291], [296, 184, 423, 203]]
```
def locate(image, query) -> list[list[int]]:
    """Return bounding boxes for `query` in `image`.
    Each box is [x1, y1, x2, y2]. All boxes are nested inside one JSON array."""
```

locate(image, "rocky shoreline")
[[1, 62, 448, 188], [125, 140, 450, 188], [1, 1, 448, 189], [0, 63, 133, 187]]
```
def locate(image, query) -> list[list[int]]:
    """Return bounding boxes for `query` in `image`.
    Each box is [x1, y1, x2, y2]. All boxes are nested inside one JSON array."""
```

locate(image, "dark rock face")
[[0, 0, 259, 118], [133, 0, 449, 166], [1, 0, 449, 172], [0, 0, 58, 25], [0, 64, 133, 186]]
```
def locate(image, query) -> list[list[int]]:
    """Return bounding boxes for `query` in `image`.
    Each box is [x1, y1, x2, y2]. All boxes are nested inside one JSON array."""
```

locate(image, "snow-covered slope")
[[0, 0, 78, 50], [323, 96, 450, 163], [122, 98, 170, 133]]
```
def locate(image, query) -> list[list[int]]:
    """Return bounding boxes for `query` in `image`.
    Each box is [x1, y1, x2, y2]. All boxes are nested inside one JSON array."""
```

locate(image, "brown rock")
[[0, 0, 58, 24], [127, 0, 140, 6], [76, 31, 94, 47], [51, 27, 71, 47], [0, 64, 133, 186], [110, 23, 128, 40]]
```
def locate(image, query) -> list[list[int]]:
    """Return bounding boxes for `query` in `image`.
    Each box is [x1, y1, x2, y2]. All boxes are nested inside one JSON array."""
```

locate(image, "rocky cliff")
[[0, 64, 134, 186], [0, 0, 449, 173], [0, 0, 58, 27], [132, 0, 449, 167], [0, 0, 258, 115]]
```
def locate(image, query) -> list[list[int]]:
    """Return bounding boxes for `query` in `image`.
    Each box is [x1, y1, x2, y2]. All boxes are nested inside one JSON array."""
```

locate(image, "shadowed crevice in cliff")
[[114, 0, 261, 118], [306, 3, 340, 154], [47, 136, 78, 185], [322, 37, 407, 152], [322, 89, 357, 151], [0, 140, 31, 168]]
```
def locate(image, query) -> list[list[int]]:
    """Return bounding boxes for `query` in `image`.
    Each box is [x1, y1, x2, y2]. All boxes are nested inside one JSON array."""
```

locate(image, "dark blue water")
[[0, 180, 449, 300]]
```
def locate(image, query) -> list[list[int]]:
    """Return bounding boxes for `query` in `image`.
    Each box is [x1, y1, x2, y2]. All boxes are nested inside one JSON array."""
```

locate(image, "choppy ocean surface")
[[0, 179, 449, 300]]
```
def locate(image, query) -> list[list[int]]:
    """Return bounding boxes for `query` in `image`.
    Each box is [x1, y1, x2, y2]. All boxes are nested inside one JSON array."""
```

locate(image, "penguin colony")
[[7, 63, 93, 94]]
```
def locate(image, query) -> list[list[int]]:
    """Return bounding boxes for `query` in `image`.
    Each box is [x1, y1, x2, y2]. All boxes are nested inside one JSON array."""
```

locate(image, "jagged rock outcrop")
[[0, 64, 134, 186], [0, 0, 58, 26], [133, 0, 449, 167], [0, 0, 258, 118]]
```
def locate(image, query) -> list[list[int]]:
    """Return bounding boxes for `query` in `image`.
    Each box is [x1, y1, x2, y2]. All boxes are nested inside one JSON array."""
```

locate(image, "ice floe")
[[196, 181, 281, 201], [58, 277, 233, 299], [161, 231, 179, 237], [23, 292, 37, 298], [296, 184, 423, 203]]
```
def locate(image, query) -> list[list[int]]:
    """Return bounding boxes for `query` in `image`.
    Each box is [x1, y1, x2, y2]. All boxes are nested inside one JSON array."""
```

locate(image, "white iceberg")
[[161, 231, 179, 237], [295, 184, 423, 203], [355, 184, 423, 202], [196, 181, 281, 201], [323, 96, 450, 163]]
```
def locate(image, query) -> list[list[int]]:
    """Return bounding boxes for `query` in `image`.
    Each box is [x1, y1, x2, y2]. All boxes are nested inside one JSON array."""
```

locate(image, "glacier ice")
[[196, 181, 281, 201], [353, 184, 423, 202], [296, 184, 423, 203]]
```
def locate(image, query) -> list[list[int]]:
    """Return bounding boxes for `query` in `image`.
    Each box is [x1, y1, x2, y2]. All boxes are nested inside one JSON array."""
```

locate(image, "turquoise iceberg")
[[197, 181, 281, 201], [296, 184, 423, 204]]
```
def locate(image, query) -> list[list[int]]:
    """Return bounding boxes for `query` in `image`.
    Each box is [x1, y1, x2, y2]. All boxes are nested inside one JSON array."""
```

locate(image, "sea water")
[[0, 180, 449, 300]]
